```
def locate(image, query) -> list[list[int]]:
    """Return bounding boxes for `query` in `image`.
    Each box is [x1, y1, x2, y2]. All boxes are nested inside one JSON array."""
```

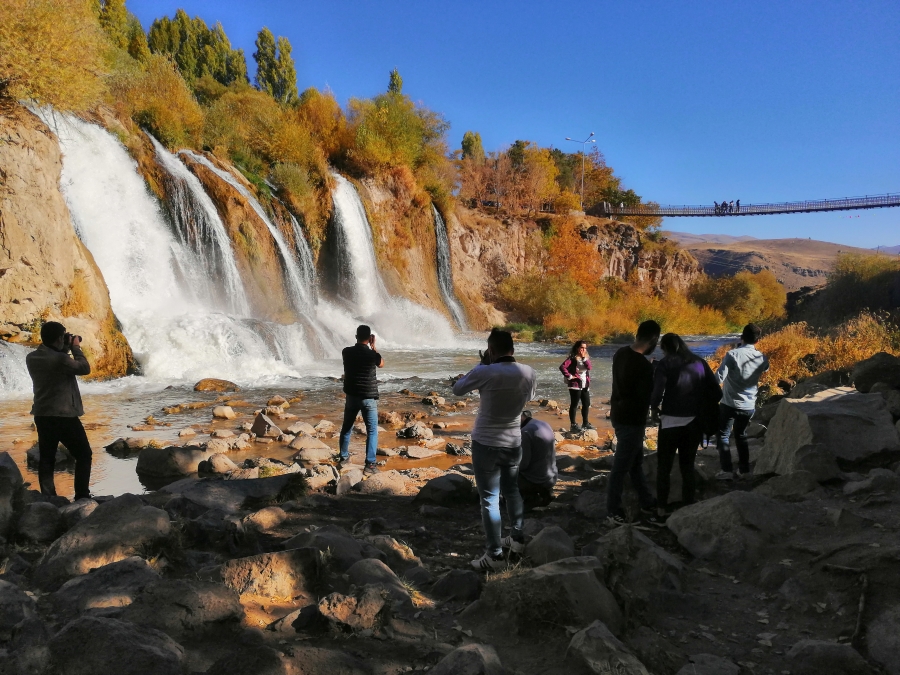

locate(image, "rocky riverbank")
[[1, 352, 899, 674]]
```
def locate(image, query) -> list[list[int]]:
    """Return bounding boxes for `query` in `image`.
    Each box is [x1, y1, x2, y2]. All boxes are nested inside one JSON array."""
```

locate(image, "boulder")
[[356, 470, 408, 496], [422, 396, 445, 406], [566, 620, 651, 674], [402, 565, 434, 588], [575, 490, 605, 518], [33, 494, 171, 591], [241, 505, 287, 532], [121, 579, 242, 638], [4, 615, 51, 675], [867, 604, 900, 675], [284, 646, 371, 675], [49, 616, 184, 675], [676, 654, 739, 675], [136, 446, 212, 477], [843, 468, 900, 495], [755, 470, 821, 500], [317, 586, 388, 631], [314, 420, 335, 433], [430, 644, 506, 675], [251, 413, 282, 438], [785, 640, 871, 675], [58, 498, 98, 530], [405, 446, 443, 459], [206, 645, 287, 675], [212, 406, 236, 420], [413, 473, 473, 505], [217, 548, 321, 600], [666, 491, 786, 569], [26, 442, 70, 468], [346, 558, 411, 605], [852, 352, 900, 393], [289, 434, 331, 452], [0, 579, 36, 637], [366, 535, 421, 573], [756, 389, 900, 477], [49, 556, 159, 623], [211, 429, 234, 439], [293, 446, 334, 463], [160, 474, 303, 514], [626, 626, 686, 675], [194, 378, 239, 392], [200, 453, 238, 476], [16, 501, 61, 543], [525, 525, 574, 565], [0, 451, 24, 537], [284, 525, 363, 572], [336, 468, 363, 496], [286, 421, 317, 436], [396, 422, 433, 440], [431, 569, 483, 602]]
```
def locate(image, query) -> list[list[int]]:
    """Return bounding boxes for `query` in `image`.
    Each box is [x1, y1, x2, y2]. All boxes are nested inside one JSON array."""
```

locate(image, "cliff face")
[[0, 103, 133, 378]]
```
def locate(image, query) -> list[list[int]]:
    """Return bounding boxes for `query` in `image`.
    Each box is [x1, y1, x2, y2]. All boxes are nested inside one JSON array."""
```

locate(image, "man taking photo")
[[339, 325, 384, 475], [26, 321, 93, 500]]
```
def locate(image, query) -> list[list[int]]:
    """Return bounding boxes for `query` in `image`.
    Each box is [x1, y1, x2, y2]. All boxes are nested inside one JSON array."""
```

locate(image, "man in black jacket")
[[606, 319, 660, 526], [339, 325, 384, 474]]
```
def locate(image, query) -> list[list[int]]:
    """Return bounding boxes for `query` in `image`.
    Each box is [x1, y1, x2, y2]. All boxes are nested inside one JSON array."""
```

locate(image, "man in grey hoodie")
[[715, 323, 769, 479], [26, 321, 93, 499]]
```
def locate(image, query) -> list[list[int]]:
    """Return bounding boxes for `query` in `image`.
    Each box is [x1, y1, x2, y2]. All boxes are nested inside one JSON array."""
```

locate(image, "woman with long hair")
[[648, 333, 721, 524], [560, 340, 593, 432]]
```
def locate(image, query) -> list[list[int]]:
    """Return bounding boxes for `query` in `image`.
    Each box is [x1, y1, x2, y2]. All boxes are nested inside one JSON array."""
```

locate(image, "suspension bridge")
[[596, 192, 900, 217]]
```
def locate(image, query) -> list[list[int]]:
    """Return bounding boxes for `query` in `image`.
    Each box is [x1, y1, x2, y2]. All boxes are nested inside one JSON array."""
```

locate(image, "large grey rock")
[[283, 525, 363, 572], [49, 616, 184, 675], [413, 473, 473, 505], [868, 604, 900, 675], [785, 640, 870, 675], [676, 654, 739, 675], [336, 468, 363, 495], [365, 535, 421, 573], [405, 446, 443, 459], [626, 626, 686, 675], [251, 412, 282, 438], [289, 434, 331, 452], [241, 505, 287, 532], [566, 620, 651, 674], [432, 569, 483, 602], [293, 446, 334, 463], [286, 421, 317, 436], [755, 470, 821, 500], [317, 586, 387, 631], [136, 445, 212, 477], [356, 469, 408, 495], [843, 468, 900, 495], [283, 646, 371, 675], [49, 556, 160, 623], [852, 352, 900, 392], [575, 490, 605, 518], [756, 389, 900, 478], [430, 644, 506, 675], [4, 615, 51, 675], [160, 474, 304, 514], [0, 451, 24, 538], [206, 645, 287, 675], [216, 548, 321, 600], [525, 525, 574, 565], [666, 491, 786, 569], [347, 558, 411, 605], [120, 579, 243, 639], [58, 499, 98, 530], [33, 494, 171, 590], [16, 501, 61, 543], [0, 579, 36, 637], [199, 453, 238, 476]]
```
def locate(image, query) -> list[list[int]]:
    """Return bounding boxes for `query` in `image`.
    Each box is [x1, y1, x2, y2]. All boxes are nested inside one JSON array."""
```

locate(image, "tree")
[[254, 28, 297, 104], [98, 0, 129, 49], [388, 68, 403, 94], [461, 131, 484, 162]]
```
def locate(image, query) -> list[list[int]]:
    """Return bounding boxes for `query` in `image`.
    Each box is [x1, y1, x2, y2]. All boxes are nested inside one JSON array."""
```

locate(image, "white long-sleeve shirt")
[[452, 359, 537, 448], [716, 344, 769, 411]]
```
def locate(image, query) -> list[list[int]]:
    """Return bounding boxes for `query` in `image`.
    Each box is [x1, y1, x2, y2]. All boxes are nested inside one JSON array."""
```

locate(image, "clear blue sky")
[[130, 0, 900, 248]]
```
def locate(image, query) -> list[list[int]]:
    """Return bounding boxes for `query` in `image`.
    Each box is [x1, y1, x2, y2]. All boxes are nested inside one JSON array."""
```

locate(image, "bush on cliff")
[[689, 269, 787, 327]]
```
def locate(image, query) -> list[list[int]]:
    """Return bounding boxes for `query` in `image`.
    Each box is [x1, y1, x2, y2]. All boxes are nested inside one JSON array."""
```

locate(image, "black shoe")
[[582, 422, 595, 430], [606, 512, 627, 527], [570, 423, 582, 433], [639, 500, 658, 516], [363, 463, 379, 475], [646, 512, 668, 527]]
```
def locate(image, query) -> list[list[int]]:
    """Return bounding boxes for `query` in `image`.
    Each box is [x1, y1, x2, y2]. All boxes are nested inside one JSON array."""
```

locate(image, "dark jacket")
[[559, 356, 591, 390], [610, 346, 654, 427], [650, 356, 720, 417], [342, 343, 383, 399], [26, 344, 90, 417], [520, 418, 558, 488]]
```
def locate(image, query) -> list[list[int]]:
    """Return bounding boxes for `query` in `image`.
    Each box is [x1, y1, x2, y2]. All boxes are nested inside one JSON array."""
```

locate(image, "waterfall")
[[0, 342, 32, 398], [432, 205, 467, 329], [149, 135, 249, 316], [289, 213, 318, 306]]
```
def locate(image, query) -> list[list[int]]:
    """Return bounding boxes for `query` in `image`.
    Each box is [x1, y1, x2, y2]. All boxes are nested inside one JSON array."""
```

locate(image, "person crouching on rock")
[[560, 339, 593, 433], [453, 328, 537, 571], [518, 411, 558, 511], [339, 325, 384, 475], [648, 333, 721, 525], [25, 321, 93, 500]]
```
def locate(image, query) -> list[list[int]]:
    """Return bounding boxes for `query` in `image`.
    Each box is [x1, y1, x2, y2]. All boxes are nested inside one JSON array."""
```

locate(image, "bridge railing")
[[597, 193, 900, 217]]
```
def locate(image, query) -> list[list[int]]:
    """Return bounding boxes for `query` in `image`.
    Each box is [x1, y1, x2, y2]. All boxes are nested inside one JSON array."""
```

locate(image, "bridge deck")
[[598, 193, 900, 217]]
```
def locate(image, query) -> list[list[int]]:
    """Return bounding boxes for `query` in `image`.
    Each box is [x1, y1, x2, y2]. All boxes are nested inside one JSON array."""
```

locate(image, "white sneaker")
[[470, 552, 506, 572], [735, 470, 751, 481], [501, 535, 525, 553], [715, 471, 735, 481]]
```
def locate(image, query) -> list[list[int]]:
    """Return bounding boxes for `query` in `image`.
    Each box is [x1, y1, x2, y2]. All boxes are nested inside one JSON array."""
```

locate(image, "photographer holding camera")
[[25, 321, 93, 500], [338, 325, 384, 474]]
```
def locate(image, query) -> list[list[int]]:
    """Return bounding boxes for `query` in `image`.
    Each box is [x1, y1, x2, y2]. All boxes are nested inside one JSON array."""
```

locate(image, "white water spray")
[[432, 205, 467, 329]]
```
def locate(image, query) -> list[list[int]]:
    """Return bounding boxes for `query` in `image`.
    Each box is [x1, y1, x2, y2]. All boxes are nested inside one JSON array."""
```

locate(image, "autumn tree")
[[689, 270, 786, 326], [253, 27, 297, 104], [388, 68, 403, 94], [297, 87, 348, 160], [98, 0, 129, 49], [461, 131, 485, 162], [546, 218, 605, 290]]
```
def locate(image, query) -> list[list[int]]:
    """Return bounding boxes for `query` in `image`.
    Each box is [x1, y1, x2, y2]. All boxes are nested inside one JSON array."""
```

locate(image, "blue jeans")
[[472, 440, 525, 557], [717, 403, 752, 473], [339, 396, 378, 465], [607, 424, 655, 516]]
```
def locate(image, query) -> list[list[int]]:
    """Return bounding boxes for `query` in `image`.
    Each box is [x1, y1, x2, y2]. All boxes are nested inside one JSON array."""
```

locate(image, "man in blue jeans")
[[453, 329, 537, 571], [339, 325, 384, 474]]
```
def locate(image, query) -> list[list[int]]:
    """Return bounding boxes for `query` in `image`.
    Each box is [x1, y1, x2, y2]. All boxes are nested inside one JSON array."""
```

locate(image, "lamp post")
[[565, 132, 595, 210]]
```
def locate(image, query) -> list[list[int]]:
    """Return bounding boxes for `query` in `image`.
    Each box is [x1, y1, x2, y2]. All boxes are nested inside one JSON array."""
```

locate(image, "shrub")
[[689, 269, 786, 327], [798, 253, 900, 326]]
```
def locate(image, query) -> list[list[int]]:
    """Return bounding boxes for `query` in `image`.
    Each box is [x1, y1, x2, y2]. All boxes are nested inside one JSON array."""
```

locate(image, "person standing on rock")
[[25, 321, 93, 500], [518, 411, 558, 510], [648, 333, 722, 524], [339, 325, 384, 475], [606, 320, 661, 526], [715, 323, 769, 480], [453, 328, 537, 571], [560, 340, 593, 433]]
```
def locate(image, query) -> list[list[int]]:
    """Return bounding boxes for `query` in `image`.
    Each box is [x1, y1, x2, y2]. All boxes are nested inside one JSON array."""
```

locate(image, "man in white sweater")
[[453, 328, 537, 571]]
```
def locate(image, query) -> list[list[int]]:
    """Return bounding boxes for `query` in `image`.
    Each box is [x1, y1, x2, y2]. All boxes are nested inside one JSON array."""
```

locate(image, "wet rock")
[[136, 445, 212, 477], [676, 654, 739, 675], [314, 420, 335, 433], [525, 525, 574, 565], [566, 620, 651, 674], [445, 442, 471, 456], [0, 579, 36, 638], [397, 421, 433, 439], [378, 410, 404, 428], [195, 378, 240, 392], [376, 446, 398, 457], [430, 644, 507, 675], [867, 604, 900, 674], [423, 395, 445, 406], [366, 535, 421, 573], [539, 399, 558, 409], [336, 468, 364, 495], [755, 470, 821, 500], [0, 451, 24, 538], [432, 569, 483, 602], [568, 428, 600, 442], [34, 494, 171, 591], [49, 616, 184, 675], [121, 579, 243, 639], [286, 421, 316, 435], [356, 469, 408, 496], [58, 498, 98, 530], [347, 558, 411, 605], [199, 452, 238, 476], [293, 446, 334, 464], [318, 586, 388, 631], [852, 352, 900, 392], [289, 434, 331, 452], [207, 645, 287, 675], [26, 442, 71, 468], [414, 473, 473, 505], [284, 525, 363, 572], [405, 446, 443, 459], [575, 490, 606, 518], [212, 405, 236, 420], [843, 467, 899, 495], [16, 501, 61, 543], [211, 428, 234, 439], [178, 427, 196, 437], [251, 413, 282, 438], [241, 505, 287, 532], [160, 474, 303, 514]]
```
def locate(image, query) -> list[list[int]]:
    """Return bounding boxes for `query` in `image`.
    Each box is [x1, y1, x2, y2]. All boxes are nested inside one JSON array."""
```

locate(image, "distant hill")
[[668, 236, 875, 292], [874, 244, 900, 254]]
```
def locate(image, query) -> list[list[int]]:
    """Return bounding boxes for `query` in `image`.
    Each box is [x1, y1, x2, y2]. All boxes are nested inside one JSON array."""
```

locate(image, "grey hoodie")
[[26, 344, 90, 417], [716, 344, 769, 411]]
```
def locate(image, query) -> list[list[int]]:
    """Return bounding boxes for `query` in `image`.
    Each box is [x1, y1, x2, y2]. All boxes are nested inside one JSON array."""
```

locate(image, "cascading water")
[[432, 205, 467, 329], [0, 342, 32, 398], [288, 213, 318, 306]]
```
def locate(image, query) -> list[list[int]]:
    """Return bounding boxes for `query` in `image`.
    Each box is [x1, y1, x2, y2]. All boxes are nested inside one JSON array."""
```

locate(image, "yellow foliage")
[[546, 218, 605, 291], [0, 0, 108, 111], [297, 87, 350, 160], [553, 190, 582, 213], [689, 269, 786, 327]]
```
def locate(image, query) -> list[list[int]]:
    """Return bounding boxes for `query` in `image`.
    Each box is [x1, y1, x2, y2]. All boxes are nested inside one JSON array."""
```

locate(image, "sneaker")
[[582, 422, 595, 430], [715, 471, 735, 481], [363, 463, 379, 475], [501, 535, 525, 553], [646, 511, 668, 527], [606, 512, 627, 527], [639, 500, 658, 516], [470, 552, 506, 572], [570, 423, 582, 433], [736, 469, 751, 480]]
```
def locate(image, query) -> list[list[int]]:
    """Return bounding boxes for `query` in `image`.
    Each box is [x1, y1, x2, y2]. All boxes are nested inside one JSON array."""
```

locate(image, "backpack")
[[697, 360, 723, 445]]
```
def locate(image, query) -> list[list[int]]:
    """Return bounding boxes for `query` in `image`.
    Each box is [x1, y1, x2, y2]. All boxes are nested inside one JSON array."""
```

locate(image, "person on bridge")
[[735, 199, 740, 213]]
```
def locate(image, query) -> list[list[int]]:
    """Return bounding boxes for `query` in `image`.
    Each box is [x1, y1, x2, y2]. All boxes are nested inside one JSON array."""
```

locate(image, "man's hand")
[[368, 334, 377, 350], [71, 336, 82, 349]]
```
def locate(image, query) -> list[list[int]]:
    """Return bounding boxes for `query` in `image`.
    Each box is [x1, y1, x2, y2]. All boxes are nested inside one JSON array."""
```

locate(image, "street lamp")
[[565, 132, 595, 210]]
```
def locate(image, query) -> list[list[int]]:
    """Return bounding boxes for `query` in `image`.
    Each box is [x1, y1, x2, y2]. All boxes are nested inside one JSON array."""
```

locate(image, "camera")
[[63, 332, 82, 349]]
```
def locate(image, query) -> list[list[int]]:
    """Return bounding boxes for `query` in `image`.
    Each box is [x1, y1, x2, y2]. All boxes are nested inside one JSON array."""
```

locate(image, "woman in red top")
[[560, 340, 593, 432]]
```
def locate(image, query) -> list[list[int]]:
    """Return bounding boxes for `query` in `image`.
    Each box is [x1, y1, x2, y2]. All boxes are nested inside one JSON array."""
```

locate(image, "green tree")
[[388, 68, 403, 94], [98, 0, 129, 49], [253, 28, 297, 104], [461, 131, 484, 162]]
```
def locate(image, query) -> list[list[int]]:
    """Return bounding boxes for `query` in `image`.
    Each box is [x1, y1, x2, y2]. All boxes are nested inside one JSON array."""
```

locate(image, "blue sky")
[[129, 0, 900, 248]]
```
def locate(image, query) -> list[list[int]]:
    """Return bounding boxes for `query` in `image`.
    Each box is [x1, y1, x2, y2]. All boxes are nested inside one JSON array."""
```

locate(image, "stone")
[[756, 389, 900, 478], [676, 654, 740, 675], [58, 499, 98, 530], [356, 469, 408, 496], [284, 525, 364, 572], [540, 399, 558, 409], [305, 464, 338, 490], [430, 644, 506, 675], [49, 556, 159, 623], [376, 447, 398, 456], [825, 507, 873, 529], [413, 473, 473, 505], [852, 352, 900, 392], [666, 491, 787, 569], [882, 388, 900, 419], [216, 548, 321, 600], [397, 421, 433, 439], [525, 525, 574, 565], [286, 421, 317, 436], [746, 421, 767, 438], [178, 428, 197, 437], [575, 490, 605, 518], [0, 451, 24, 538], [201, 453, 238, 475], [783, 640, 871, 675], [285, 646, 373, 675], [5, 615, 51, 675], [0, 579, 36, 638], [136, 446, 212, 477], [16, 501, 61, 543], [347, 558, 411, 605], [268, 395, 288, 406], [366, 535, 421, 573], [317, 586, 388, 631], [867, 604, 900, 674], [402, 565, 434, 588], [211, 429, 234, 439], [755, 470, 821, 500], [251, 413, 282, 438], [431, 569, 483, 602], [626, 626, 685, 675], [314, 420, 335, 433], [160, 474, 303, 514], [422, 395, 445, 406], [405, 446, 443, 459], [26, 442, 70, 468], [843, 467, 899, 495], [33, 494, 171, 591], [49, 616, 184, 675], [121, 579, 242, 638], [336, 469, 364, 495], [378, 410, 404, 427], [195, 378, 240, 392], [293, 446, 334, 463], [206, 645, 286, 675], [566, 620, 651, 674], [212, 405, 236, 420], [241, 505, 287, 532], [289, 434, 331, 452]]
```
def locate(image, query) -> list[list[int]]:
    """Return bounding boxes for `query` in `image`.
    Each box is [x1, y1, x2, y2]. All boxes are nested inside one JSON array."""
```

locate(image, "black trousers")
[[656, 419, 702, 508], [717, 404, 752, 473], [34, 416, 92, 499], [568, 388, 590, 425], [518, 475, 553, 510]]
